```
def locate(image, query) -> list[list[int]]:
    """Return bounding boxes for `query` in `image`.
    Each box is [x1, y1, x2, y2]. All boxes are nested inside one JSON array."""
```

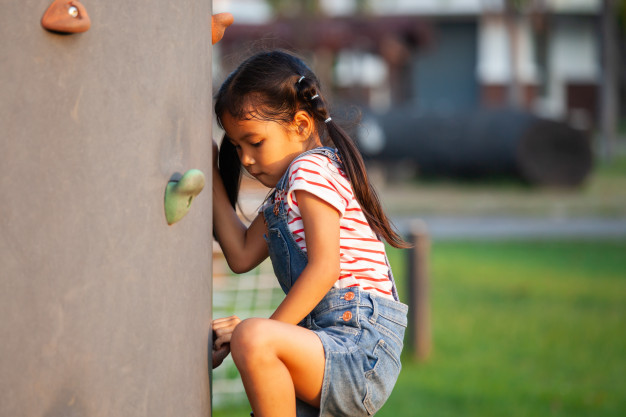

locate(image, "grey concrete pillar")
[[0, 1, 213, 415]]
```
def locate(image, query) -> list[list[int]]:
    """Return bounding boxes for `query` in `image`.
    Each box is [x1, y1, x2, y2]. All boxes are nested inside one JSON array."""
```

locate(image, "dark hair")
[[215, 50, 408, 248]]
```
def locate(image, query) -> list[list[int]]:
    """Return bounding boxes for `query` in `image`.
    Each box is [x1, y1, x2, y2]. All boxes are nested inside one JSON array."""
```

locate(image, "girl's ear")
[[293, 110, 315, 141]]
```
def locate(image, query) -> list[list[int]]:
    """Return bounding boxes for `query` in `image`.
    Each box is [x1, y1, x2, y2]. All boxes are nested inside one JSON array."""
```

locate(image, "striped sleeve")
[[285, 154, 350, 216]]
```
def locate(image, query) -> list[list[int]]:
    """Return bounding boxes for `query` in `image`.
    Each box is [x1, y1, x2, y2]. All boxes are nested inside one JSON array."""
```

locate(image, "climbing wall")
[[0, 1, 213, 415]]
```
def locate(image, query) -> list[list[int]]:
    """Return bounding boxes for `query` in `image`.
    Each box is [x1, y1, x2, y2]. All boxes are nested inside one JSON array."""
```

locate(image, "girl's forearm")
[[212, 168, 268, 273], [270, 189, 341, 323], [270, 262, 339, 324]]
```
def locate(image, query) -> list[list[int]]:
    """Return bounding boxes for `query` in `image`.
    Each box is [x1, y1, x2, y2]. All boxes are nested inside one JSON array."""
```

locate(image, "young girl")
[[211, 50, 409, 417]]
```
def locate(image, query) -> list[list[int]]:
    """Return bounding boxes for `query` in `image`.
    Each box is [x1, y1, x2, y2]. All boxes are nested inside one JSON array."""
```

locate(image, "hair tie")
[[310, 94, 319, 100], [324, 117, 332, 124], [297, 75, 305, 84]]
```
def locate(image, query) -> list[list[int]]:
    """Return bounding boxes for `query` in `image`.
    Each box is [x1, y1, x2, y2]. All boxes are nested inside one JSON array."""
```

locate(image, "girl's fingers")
[[214, 333, 233, 350], [213, 315, 240, 325], [212, 316, 242, 348], [212, 342, 231, 369], [212, 315, 241, 330]]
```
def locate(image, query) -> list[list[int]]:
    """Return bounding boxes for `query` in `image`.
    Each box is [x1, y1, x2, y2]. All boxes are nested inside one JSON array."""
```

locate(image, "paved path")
[[393, 216, 626, 240], [237, 187, 626, 240]]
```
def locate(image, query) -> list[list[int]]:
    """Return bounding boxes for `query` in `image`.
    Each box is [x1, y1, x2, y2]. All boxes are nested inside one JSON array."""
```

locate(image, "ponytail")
[[217, 136, 242, 209], [294, 74, 409, 248], [326, 120, 410, 249]]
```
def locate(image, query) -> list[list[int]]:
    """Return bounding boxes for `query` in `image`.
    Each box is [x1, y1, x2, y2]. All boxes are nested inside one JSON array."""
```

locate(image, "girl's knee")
[[230, 318, 272, 363]]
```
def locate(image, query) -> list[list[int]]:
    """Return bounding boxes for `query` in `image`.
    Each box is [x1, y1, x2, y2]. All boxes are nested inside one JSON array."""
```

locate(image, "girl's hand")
[[211, 315, 242, 368], [212, 339, 230, 369], [213, 315, 241, 348]]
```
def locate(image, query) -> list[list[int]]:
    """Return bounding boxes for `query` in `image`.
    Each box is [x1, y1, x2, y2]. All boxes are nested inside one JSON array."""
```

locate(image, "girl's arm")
[[270, 190, 341, 324], [212, 163, 268, 273]]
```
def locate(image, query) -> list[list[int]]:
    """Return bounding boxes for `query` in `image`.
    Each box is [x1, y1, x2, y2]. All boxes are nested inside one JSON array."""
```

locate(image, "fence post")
[[408, 220, 432, 361]]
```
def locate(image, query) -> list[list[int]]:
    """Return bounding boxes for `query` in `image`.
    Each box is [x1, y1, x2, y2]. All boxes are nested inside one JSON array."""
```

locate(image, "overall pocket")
[[363, 339, 402, 415]]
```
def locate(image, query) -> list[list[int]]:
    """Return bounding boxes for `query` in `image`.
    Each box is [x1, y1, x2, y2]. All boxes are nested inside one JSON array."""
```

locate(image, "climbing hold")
[[41, 0, 91, 34], [211, 13, 234, 45], [164, 169, 206, 225]]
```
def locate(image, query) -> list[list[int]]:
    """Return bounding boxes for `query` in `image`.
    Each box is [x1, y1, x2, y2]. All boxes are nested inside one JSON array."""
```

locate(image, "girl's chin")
[[253, 174, 276, 188]]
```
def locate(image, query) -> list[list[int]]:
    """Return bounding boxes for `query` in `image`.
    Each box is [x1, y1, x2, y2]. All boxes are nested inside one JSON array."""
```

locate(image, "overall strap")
[[385, 255, 401, 302], [274, 146, 340, 192]]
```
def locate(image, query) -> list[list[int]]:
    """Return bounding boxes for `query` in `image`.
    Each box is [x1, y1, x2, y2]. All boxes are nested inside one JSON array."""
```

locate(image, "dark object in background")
[[356, 107, 593, 187]]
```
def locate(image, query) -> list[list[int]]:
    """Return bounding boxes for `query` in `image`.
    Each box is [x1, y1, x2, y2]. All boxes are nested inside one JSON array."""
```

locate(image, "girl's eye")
[[251, 140, 263, 148]]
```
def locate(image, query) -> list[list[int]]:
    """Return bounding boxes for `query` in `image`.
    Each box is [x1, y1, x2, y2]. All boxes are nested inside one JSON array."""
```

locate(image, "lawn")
[[213, 239, 626, 417], [380, 240, 626, 417]]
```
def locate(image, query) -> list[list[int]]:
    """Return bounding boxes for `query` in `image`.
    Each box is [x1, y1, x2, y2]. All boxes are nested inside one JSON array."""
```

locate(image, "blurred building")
[[214, 0, 608, 130], [376, 0, 603, 131]]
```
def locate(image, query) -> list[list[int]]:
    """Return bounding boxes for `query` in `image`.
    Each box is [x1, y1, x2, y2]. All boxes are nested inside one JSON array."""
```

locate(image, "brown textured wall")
[[0, 1, 213, 415]]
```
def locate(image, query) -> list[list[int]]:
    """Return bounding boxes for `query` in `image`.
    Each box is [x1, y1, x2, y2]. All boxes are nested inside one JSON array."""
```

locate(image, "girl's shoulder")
[[286, 150, 353, 211], [289, 149, 344, 181]]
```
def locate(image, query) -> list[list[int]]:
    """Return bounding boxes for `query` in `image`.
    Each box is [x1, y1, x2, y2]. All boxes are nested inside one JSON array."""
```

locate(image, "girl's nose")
[[240, 152, 254, 166]]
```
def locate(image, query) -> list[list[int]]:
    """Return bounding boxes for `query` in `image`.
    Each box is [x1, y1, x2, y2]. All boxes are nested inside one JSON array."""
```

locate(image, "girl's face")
[[221, 110, 320, 188]]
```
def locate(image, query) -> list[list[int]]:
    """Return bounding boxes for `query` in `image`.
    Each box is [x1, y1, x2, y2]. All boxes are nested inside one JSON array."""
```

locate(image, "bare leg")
[[230, 318, 325, 417]]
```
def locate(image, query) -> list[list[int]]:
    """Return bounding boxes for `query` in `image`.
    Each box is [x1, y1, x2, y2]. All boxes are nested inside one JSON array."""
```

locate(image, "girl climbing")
[[211, 50, 409, 417]]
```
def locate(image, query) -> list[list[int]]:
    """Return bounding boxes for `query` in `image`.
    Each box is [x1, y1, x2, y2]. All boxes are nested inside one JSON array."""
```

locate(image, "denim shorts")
[[295, 287, 408, 417]]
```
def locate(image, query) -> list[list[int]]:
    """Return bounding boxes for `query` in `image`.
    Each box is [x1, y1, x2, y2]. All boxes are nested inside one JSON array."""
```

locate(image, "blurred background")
[[211, 1, 626, 416]]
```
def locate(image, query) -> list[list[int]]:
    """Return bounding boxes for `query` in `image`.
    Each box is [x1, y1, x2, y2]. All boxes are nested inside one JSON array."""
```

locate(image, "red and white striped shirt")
[[271, 153, 394, 300]]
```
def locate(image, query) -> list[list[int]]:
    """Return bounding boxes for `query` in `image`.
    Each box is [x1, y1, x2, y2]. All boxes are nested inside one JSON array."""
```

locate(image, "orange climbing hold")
[[41, 0, 91, 34], [211, 12, 234, 45]]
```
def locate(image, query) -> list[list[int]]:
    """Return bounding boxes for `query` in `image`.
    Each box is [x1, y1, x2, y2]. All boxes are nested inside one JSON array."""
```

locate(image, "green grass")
[[213, 240, 626, 417], [381, 240, 626, 417]]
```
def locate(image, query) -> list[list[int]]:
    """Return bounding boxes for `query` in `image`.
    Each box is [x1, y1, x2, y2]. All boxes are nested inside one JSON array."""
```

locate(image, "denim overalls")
[[262, 147, 409, 416]]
